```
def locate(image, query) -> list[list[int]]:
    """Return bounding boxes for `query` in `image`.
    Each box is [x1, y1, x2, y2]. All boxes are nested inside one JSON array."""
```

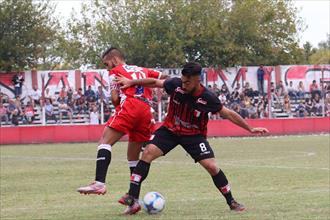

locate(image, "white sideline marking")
[[2, 155, 329, 171]]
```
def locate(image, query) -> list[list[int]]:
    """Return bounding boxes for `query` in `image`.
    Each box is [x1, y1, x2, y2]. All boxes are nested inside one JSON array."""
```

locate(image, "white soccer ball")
[[142, 191, 165, 214]]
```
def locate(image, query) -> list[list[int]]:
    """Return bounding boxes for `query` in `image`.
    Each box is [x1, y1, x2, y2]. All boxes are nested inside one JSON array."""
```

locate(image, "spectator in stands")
[[305, 98, 313, 116], [96, 86, 106, 104], [0, 91, 9, 104], [276, 80, 285, 97], [242, 82, 254, 98], [234, 82, 242, 93], [282, 94, 292, 117], [297, 81, 306, 99], [58, 98, 73, 124], [85, 85, 96, 109], [218, 92, 227, 105], [7, 99, 19, 126], [312, 93, 322, 116], [270, 82, 280, 107], [243, 96, 257, 118], [44, 88, 54, 103], [45, 98, 57, 123], [325, 94, 330, 116], [0, 103, 9, 125], [230, 87, 240, 104], [58, 86, 68, 103], [212, 83, 221, 97], [74, 88, 87, 117], [85, 85, 96, 99], [28, 85, 41, 107], [22, 101, 35, 124], [325, 84, 330, 94], [257, 65, 265, 95], [103, 106, 111, 122], [220, 84, 230, 100], [287, 81, 298, 101], [257, 103, 268, 119], [12, 73, 24, 97], [103, 86, 111, 103], [233, 103, 248, 119], [295, 100, 306, 117], [309, 80, 321, 99], [14, 96, 23, 113], [67, 87, 74, 102], [257, 96, 268, 118], [89, 105, 100, 125]]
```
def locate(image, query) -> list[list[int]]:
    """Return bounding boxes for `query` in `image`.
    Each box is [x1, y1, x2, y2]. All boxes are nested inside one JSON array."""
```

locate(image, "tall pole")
[[41, 73, 46, 125], [267, 67, 272, 119], [321, 66, 325, 117], [100, 72, 104, 124]]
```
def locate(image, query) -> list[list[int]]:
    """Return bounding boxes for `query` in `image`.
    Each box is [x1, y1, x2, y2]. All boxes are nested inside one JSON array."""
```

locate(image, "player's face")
[[181, 75, 200, 94], [102, 57, 116, 70]]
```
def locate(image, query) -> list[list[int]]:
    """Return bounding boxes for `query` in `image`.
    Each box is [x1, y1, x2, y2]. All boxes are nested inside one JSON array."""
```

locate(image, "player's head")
[[102, 47, 125, 70], [181, 62, 202, 94]]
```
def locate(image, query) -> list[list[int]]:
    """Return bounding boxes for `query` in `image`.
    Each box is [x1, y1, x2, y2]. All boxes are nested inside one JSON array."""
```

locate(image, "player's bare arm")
[[109, 80, 120, 106], [110, 89, 120, 106], [219, 106, 269, 134], [115, 76, 165, 89]]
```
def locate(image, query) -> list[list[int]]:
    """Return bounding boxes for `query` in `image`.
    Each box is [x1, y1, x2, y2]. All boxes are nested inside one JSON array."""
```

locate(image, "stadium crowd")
[[0, 76, 330, 127]]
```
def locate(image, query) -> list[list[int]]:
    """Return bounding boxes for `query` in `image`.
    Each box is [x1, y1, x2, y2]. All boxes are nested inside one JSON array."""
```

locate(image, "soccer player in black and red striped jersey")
[[116, 62, 268, 215]]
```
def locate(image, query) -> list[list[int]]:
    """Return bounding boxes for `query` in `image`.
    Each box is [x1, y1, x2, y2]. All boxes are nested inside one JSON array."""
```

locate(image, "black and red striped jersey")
[[162, 77, 222, 136]]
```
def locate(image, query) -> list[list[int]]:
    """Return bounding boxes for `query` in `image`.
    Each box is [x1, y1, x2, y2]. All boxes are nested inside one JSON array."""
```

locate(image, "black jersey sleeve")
[[163, 77, 181, 95]]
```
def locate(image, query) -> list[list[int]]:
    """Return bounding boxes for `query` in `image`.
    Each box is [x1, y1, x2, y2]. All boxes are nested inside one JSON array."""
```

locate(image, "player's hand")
[[250, 127, 269, 135], [114, 75, 132, 89]]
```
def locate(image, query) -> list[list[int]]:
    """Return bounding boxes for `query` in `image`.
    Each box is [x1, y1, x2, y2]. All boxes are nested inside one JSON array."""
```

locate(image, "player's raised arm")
[[219, 106, 269, 134], [115, 76, 165, 89]]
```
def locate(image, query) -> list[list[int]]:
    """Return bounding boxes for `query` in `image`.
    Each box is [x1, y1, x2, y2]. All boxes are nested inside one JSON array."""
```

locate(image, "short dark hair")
[[182, 62, 202, 76], [102, 47, 125, 60]]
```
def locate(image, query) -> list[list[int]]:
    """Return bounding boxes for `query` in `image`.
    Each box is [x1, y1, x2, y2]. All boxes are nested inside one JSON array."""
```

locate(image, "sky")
[[53, 0, 330, 48]]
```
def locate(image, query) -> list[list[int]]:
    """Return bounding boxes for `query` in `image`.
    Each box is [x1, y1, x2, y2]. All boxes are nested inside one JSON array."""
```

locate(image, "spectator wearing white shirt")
[[218, 92, 227, 105], [28, 85, 41, 107], [89, 105, 100, 125]]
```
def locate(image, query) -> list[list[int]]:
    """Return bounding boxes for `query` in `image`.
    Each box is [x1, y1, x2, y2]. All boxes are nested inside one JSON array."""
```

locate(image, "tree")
[[309, 34, 330, 64], [0, 0, 63, 71], [64, 0, 304, 68]]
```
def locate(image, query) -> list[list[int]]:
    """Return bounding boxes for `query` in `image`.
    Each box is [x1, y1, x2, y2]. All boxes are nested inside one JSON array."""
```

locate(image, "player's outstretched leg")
[[119, 144, 163, 215], [118, 160, 150, 215], [77, 127, 124, 195], [77, 144, 111, 195], [199, 158, 246, 212]]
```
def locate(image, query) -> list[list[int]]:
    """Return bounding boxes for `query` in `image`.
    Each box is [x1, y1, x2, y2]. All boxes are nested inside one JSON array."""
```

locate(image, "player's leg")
[[77, 126, 124, 195], [127, 141, 142, 175], [199, 158, 245, 211], [119, 127, 179, 215], [180, 136, 245, 212], [119, 143, 163, 215]]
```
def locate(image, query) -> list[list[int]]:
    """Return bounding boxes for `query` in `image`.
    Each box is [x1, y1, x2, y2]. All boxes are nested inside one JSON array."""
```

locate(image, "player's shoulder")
[[201, 86, 219, 102]]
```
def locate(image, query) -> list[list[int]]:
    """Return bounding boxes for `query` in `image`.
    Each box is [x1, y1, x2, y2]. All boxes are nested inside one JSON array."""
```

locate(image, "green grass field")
[[1, 135, 329, 220]]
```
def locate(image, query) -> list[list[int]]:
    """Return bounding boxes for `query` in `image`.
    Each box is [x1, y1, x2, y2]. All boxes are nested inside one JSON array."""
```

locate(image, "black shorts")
[[149, 126, 214, 162]]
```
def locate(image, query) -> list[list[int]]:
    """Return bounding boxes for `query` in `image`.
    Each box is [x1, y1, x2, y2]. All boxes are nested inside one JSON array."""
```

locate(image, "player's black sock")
[[95, 144, 112, 183], [128, 160, 138, 175], [212, 170, 234, 205], [128, 160, 150, 199]]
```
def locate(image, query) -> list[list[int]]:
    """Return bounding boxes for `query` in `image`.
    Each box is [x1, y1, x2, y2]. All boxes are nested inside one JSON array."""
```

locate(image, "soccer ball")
[[142, 191, 165, 214]]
